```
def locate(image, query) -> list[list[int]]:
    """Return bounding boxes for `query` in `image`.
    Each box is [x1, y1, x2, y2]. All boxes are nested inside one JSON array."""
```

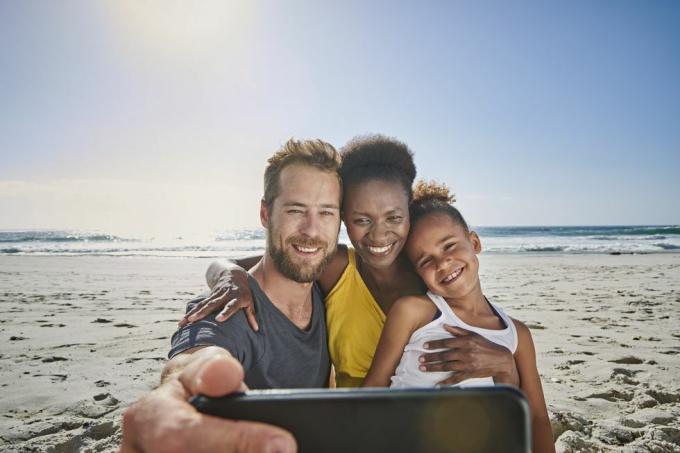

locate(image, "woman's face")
[[343, 179, 410, 270]]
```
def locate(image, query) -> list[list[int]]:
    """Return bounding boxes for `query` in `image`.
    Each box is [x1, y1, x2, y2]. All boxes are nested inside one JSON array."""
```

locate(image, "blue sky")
[[1, 1, 679, 236]]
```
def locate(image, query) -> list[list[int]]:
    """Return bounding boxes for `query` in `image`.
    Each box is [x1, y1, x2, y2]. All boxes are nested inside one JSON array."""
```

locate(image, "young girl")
[[363, 181, 555, 453]]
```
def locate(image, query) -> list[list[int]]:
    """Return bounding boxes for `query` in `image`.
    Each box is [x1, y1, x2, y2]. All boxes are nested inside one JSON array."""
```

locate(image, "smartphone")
[[191, 386, 530, 453]]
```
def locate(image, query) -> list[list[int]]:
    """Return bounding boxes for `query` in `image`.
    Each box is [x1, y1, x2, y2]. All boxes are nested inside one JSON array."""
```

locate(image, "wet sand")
[[0, 254, 678, 452]]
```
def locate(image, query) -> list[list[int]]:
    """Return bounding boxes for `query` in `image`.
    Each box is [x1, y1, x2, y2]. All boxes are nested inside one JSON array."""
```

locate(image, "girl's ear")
[[469, 231, 482, 254]]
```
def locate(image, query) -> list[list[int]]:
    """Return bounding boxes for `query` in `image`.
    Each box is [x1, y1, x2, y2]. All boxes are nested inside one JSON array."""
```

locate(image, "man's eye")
[[320, 210, 336, 217], [288, 209, 303, 215], [444, 242, 456, 251], [387, 216, 403, 223], [354, 218, 370, 225], [419, 259, 432, 268]]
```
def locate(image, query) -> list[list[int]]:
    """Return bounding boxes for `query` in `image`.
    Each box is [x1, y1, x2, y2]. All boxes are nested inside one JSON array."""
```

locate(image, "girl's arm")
[[513, 319, 555, 453], [362, 296, 433, 387]]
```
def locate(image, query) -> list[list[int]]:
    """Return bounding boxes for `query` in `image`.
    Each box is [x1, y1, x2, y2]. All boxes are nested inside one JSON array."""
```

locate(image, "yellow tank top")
[[325, 248, 385, 387]]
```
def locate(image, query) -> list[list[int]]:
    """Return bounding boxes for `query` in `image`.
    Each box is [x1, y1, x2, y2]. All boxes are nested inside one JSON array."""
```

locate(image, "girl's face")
[[406, 213, 482, 299], [343, 179, 410, 270]]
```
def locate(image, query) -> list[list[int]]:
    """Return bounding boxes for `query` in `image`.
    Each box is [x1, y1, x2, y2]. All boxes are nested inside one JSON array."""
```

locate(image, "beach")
[[1, 253, 679, 452]]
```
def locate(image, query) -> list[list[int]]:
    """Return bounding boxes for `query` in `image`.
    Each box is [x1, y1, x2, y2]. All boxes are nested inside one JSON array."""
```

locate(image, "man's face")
[[263, 164, 341, 283]]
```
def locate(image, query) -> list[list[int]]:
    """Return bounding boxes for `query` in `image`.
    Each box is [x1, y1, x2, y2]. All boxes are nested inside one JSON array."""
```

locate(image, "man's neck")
[[249, 253, 314, 329]]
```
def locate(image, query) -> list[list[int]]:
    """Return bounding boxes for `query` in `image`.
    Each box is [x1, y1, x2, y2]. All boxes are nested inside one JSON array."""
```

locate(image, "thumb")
[[443, 324, 473, 336], [180, 347, 245, 397]]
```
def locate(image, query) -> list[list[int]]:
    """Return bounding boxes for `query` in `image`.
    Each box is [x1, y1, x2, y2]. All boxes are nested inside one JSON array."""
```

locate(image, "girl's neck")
[[443, 281, 490, 316]]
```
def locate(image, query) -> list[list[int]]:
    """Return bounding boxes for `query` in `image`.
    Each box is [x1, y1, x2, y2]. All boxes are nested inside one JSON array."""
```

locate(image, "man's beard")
[[268, 233, 336, 283]]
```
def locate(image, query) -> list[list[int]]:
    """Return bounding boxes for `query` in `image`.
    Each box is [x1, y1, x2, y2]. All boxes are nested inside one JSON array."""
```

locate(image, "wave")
[[0, 231, 132, 243], [654, 243, 680, 250], [520, 246, 566, 252], [478, 226, 680, 237]]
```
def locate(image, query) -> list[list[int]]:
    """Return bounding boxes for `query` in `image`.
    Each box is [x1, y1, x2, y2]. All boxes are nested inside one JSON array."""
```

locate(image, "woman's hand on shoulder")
[[179, 263, 258, 331]]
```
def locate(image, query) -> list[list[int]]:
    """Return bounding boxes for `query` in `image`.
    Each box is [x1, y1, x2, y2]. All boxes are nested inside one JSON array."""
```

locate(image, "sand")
[[0, 253, 678, 452]]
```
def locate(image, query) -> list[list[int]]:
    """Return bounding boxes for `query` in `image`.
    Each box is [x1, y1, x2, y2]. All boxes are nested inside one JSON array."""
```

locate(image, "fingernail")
[[264, 436, 295, 453], [423, 343, 429, 349], [418, 356, 424, 363]]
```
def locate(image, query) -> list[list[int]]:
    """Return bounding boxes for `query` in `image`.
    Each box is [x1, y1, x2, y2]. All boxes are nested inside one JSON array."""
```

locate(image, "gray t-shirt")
[[169, 275, 330, 389]]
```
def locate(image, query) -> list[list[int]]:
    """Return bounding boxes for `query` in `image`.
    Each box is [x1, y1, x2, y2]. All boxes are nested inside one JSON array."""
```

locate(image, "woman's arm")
[[206, 257, 262, 289], [179, 256, 262, 330], [362, 296, 432, 387], [513, 319, 555, 453]]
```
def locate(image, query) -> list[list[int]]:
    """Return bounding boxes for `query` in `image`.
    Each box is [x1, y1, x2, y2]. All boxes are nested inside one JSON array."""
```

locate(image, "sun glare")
[[104, 0, 257, 58]]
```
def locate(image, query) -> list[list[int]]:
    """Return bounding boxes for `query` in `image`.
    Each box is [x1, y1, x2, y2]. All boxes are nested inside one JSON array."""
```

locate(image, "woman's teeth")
[[441, 267, 463, 283], [367, 243, 394, 255]]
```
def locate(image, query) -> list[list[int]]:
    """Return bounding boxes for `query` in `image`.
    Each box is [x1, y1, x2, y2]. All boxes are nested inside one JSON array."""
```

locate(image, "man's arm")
[[121, 346, 296, 453]]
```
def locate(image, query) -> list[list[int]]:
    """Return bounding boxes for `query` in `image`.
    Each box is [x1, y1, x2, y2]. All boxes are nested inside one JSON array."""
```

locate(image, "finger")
[[244, 305, 259, 332], [423, 335, 472, 350], [442, 324, 475, 337], [127, 378, 296, 453], [184, 295, 219, 324], [179, 347, 244, 397], [418, 361, 458, 373], [215, 298, 240, 323], [188, 298, 228, 323], [419, 350, 467, 365]]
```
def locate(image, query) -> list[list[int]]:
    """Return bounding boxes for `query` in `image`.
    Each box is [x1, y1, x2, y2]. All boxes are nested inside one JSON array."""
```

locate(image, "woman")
[[181, 135, 518, 387]]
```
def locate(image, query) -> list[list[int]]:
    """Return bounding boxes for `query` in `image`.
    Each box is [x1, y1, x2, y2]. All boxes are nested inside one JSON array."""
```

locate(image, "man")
[[121, 139, 342, 452]]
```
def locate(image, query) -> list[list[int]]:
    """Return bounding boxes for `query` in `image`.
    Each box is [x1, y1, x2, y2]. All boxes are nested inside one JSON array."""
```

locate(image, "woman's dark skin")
[[180, 179, 519, 386]]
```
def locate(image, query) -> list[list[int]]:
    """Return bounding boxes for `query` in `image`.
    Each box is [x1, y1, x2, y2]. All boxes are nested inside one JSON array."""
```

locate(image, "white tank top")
[[390, 292, 517, 389]]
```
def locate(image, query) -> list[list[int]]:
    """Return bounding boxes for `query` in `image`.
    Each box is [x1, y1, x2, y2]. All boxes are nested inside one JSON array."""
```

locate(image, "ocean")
[[1, 226, 679, 258]]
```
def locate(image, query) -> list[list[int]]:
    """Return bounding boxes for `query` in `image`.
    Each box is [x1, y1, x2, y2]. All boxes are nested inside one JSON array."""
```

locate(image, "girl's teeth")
[[443, 268, 463, 283]]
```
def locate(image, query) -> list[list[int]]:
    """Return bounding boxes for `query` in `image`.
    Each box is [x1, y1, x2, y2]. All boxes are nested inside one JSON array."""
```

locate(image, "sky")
[[1, 0, 679, 237]]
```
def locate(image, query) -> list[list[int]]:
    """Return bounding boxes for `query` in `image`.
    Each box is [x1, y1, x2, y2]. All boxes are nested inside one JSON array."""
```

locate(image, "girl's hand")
[[419, 325, 519, 386], [178, 267, 258, 331]]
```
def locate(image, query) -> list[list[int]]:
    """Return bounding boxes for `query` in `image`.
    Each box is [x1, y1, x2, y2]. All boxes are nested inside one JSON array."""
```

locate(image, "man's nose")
[[299, 211, 320, 237]]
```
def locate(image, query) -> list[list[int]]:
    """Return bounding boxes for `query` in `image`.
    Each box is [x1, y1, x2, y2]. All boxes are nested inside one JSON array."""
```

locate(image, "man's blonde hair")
[[263, 138, 342, 209]]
